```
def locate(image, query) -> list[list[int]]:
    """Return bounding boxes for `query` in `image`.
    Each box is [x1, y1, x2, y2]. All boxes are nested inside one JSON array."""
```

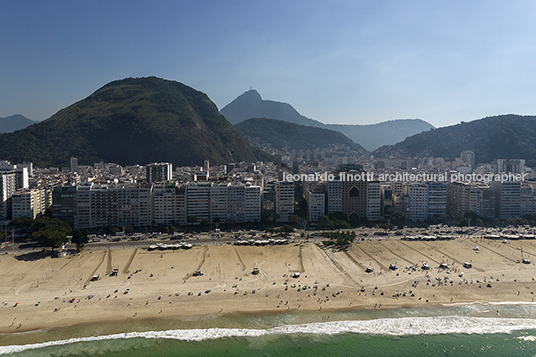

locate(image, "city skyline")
[[1, 1, 536, 128]]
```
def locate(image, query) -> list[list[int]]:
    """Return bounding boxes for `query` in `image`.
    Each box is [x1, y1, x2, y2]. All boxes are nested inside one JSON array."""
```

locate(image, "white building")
[[186, 182, 211, 223], [210, 183, 229, 223], [228, 183, 246, 223], [408, 184, 428, 222], [146, 162, 173, 182], [275, 181, 294, 222], [12, 188, 45, 219], [244, 184, 262, 223], [427, 182, 447, 218], [308, 191, 325, 224], [153, 183, 179, 226], [366, 181, 382, 221], [0, 170, 16, 221]]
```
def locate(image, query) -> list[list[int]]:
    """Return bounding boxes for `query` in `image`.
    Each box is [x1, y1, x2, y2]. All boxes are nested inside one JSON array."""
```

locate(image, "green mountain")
[[220, 89, 434, 150], [0, 77, 268, 167], [374, 114, 536, 166], [235, 118, 367, 153], [0, 114, 35, 133]]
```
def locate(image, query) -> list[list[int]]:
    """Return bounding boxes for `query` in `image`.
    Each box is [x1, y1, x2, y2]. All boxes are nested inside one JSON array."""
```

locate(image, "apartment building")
[[275, 181, 294, 223], [308, 191, 325, 224]]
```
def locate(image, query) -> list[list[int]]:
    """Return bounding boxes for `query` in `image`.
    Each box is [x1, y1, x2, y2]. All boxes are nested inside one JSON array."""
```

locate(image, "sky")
[[1, 1, 536, 128]]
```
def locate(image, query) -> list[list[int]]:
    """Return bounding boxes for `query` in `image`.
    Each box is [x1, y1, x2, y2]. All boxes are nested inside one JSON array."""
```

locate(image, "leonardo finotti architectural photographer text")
[[283, 171, 528, 183]]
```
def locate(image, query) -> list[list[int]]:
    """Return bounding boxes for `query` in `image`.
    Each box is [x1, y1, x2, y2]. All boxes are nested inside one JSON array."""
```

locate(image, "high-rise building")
[[228, 183, 246, 223], [244, 184, 262, 223], [520, 184, 534, 216], [460, 151, 475, 170], [275, 181, 294, 222], [153, 183, 179, 226], [12, 188, 45, 219], [15, 166, 28, 190], [327, 179, 342, 214], [186, 182, 211, 223], [408, 184, 428, 222], [51, 185, 77, 226], [497, 159, 525, 174], [493, 181, 521, 219], [0, 170, 17, 221], [70, 157, 78, 173], [341, 176, 367, 223], [366, 181, 382, 221], [203, 160, 210, 176], [210, 183, 229, 223], [308, 191, 325, 224], [146, 162, 173, 182], [427, 182, 447, 218]]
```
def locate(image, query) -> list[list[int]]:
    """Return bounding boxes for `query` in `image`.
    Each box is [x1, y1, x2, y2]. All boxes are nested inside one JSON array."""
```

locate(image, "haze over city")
[[2, 0, 536, 127]]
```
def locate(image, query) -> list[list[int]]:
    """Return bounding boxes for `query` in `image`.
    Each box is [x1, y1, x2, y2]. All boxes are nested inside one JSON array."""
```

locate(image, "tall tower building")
[[146, 162, 173, 182], [460, 151, 475, 170], [70, 157, 78, 173], [275, 181, 294, 223]]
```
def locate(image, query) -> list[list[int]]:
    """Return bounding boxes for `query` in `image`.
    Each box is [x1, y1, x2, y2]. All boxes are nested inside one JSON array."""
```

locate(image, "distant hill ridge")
[[220, 90, 435, 150], [0, 114, 35, 133], [374, 114, 536, 167], [235, 118, 367, 153], [0, 77, 270, 167]]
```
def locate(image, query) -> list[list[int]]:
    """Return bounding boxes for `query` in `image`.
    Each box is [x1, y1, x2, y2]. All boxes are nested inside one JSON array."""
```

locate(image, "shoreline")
[[2, 239, 536, 335]]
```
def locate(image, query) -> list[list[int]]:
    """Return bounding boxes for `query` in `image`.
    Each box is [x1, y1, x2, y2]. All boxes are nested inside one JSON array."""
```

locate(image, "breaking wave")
[[3, 315, 536, 354]]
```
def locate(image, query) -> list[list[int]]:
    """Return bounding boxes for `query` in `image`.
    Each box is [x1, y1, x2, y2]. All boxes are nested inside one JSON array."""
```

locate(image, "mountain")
[[235, 118, 367, 153], [374, 114, 536, 167], [220, 90, 434, 150], [0, 114, 35, 133], [325, 119, 434, 152], [221, 89, 325, 128], [0, 77, 269, 168]]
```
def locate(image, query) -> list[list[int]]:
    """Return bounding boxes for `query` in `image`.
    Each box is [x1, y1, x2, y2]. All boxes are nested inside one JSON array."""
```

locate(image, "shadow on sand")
[[13, 251, 50, 261]]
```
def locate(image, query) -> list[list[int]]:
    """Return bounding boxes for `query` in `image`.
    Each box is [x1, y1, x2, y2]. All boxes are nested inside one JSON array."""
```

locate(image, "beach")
[[1, 237, 536, 335]]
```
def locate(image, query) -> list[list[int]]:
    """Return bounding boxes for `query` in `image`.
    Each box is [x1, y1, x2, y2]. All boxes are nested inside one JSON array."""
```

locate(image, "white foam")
[[2, 316, 536, 354], [487, 301, 536, 305]]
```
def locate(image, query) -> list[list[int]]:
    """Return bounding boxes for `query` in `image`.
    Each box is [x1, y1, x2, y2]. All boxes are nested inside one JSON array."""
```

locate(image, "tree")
[[105, 226, 121, 235], [187, 216, 198, 225], [294, 198, 308, 218], [9, 216, 33, 230], [33, 228, 69, 251], [124, 225, 134, 234], [280, 224, 295, 233], [289, 214, 300, 226], [168, 226, 177, 234], [458, 218, 470, 227], [71, 229, 89, 252], [317, 216, 331, 230]]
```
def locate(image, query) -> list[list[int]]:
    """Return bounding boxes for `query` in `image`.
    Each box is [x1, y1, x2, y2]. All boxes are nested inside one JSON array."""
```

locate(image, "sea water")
[[2, 304, 536, 356]]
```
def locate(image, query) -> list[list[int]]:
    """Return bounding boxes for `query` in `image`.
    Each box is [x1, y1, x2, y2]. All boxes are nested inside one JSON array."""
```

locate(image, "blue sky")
[[1, 1, 535, 127]]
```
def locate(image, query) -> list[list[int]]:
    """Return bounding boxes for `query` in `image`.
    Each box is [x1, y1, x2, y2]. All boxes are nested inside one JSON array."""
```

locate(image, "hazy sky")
[[1, 1, 535, 127]]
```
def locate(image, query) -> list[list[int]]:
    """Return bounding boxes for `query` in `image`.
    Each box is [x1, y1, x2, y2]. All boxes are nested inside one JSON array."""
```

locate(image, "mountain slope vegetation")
[[374, 114, 536, 166], [0, 77, 269, 167]]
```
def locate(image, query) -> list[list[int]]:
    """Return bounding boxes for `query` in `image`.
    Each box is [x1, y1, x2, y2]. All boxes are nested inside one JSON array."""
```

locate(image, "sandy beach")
[[1, 237, 536, 333]]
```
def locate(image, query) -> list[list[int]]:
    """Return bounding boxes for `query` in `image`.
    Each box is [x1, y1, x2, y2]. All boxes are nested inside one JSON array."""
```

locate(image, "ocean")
[[2, 304, 536, 356]]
